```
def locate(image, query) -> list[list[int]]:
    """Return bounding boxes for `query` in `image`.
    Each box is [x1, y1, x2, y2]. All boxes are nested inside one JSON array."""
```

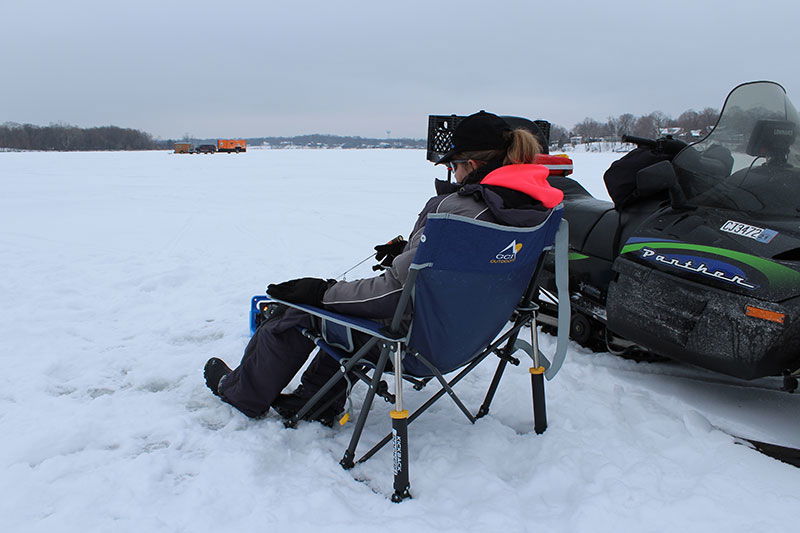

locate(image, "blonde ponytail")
[[504, 128, 541, 164]]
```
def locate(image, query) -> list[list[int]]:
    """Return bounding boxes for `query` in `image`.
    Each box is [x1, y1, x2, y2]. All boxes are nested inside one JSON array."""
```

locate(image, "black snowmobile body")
[[537, 81, 800, 382]]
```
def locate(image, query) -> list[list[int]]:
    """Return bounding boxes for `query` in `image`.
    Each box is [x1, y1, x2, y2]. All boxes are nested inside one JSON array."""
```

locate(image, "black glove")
[[372, 236, 406, 271], [266, 277, 335, 307]]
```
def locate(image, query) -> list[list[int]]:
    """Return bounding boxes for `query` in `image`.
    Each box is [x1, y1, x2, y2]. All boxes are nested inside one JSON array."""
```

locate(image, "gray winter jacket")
[[322, 162, 561, 320]]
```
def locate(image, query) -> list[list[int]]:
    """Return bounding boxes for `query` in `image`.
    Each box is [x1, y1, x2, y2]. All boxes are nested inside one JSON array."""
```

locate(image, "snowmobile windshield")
[[673, 81, 800, 218]]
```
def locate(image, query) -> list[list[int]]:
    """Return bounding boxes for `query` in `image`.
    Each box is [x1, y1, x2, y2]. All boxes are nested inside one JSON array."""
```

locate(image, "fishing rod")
[[337, 235, 404, 280]]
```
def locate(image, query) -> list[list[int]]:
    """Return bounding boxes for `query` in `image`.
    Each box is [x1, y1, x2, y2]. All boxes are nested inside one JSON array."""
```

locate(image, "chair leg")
[[390, 409, 411, 502], [530, 311, 547, 434], [477, 312, 532, 419], [389, 342, 411, 502], [531, 367, 547, 434], [476, 359, 508, 419], [339, 346, 391, 470]]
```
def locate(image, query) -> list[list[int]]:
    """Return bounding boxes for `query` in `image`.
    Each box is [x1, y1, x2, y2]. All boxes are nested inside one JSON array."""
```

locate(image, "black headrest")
[[746, 120, 796, 157]]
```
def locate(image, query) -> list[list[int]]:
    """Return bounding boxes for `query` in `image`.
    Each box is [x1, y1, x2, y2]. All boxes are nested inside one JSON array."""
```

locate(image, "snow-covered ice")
[[1, 149, 798, 532]]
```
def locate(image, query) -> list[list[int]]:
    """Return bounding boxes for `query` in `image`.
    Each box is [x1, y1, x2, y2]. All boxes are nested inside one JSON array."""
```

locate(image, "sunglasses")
[[446, 160, 469, 172]]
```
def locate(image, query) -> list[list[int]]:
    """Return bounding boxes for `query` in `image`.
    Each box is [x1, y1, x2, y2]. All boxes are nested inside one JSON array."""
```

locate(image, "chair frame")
[[259, 215, 570, 502]]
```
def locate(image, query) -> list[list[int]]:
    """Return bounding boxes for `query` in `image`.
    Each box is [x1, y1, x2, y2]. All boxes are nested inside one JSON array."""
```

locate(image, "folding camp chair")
[[250, 210, 570, 501]]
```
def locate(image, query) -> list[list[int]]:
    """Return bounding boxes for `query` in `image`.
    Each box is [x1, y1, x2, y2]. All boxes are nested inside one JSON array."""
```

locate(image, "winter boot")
[[204, 357, 232, 397], [272, 384, 344, 427]]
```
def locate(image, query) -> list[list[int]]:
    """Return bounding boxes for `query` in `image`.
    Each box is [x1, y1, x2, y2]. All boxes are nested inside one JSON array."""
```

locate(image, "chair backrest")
[[402, 208, 563, 376]]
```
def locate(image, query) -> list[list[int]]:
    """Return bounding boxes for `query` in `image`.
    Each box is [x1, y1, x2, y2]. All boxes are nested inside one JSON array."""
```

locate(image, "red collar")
[[480, 164, 564, 208]]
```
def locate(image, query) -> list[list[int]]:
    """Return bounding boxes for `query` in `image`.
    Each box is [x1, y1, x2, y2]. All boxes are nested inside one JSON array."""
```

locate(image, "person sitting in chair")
[[204, 110, 564, 423]]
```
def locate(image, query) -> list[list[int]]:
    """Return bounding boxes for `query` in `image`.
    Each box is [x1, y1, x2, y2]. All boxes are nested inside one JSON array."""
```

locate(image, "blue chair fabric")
[[403, 212, 561, 376]]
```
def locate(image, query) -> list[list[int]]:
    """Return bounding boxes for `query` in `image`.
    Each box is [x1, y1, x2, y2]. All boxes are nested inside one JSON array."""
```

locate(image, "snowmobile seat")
[[548, 176, 618, 259], [577, 205, 619, 261], [250, 210, 570, 501], [574, 195, 671, 262], [548, 175, 592, 200]]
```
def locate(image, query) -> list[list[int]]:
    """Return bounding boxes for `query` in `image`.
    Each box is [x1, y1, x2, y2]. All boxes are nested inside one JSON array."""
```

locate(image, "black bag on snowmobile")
[[604, 136, 690, 208], [603, 148, 672, 207]]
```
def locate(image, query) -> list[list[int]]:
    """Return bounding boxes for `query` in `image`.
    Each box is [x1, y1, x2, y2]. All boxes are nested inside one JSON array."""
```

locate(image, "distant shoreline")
[[0, 146, 427, 153]]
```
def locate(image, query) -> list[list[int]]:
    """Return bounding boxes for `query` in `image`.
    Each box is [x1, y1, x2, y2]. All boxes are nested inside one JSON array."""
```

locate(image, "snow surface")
[[1, 149, 798, 532]]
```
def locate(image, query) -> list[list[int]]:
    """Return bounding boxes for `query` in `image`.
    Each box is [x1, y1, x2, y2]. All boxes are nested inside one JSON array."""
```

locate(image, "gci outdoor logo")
[[491, 240, 523, 263]]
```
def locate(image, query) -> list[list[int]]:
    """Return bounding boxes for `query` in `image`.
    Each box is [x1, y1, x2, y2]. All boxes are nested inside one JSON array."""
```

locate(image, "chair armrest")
[[264, 296, 409, 342]]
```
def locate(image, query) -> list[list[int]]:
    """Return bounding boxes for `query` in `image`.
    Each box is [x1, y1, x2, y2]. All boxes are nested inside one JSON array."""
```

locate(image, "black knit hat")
[[436, 110, 512, 164]]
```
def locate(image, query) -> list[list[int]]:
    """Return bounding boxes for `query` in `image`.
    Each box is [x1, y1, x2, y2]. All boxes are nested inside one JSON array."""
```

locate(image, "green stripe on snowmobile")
[[569, 253, 589, 260], [621, 241, 800, 283]]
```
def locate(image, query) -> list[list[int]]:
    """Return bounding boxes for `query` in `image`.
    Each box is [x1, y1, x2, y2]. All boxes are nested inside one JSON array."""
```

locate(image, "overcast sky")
[[4, 0, 800, 139]]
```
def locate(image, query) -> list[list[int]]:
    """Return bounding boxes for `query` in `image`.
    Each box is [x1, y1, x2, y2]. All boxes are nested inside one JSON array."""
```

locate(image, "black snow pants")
[[219, 308, 372, 419]]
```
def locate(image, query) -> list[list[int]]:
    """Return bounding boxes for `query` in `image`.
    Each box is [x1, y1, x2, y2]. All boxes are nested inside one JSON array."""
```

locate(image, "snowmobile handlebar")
[[621, 135, 657, 148], [622, 134, 688, 157]]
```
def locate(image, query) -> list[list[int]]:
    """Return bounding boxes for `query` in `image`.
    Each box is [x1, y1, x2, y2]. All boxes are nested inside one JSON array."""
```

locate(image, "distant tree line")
[[4, 110, 724, 153], [0, 124, 427, 152], [0, 122, 159, 151], [548, 107, 720, 147]]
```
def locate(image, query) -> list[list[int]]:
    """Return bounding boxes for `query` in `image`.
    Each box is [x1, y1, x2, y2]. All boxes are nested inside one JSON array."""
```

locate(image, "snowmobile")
[[532, 81, 800, 391]]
